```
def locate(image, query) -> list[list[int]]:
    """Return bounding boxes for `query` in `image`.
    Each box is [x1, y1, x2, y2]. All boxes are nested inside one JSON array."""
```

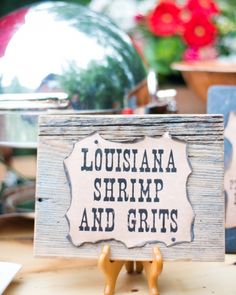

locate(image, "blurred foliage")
[[15, 199, 35, 211], [61, 58, 133, 110], [0, 0, 91, 17], [216, 0, 236, 56], [144, 35, 185, 76], [0, 156, 35, 214]]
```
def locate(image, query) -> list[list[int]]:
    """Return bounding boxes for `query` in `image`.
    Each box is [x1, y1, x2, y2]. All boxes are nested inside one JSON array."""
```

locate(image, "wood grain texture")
[[208, 85, 236, 253], [34, 114, 224, 261]]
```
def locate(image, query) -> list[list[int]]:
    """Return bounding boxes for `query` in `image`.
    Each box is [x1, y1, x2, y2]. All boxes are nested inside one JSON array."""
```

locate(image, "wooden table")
[[1, 216, 236, 295]]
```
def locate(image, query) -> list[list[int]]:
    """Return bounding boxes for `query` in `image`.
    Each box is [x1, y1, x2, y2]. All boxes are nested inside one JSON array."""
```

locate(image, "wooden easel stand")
[[98, 245, 163, 295]]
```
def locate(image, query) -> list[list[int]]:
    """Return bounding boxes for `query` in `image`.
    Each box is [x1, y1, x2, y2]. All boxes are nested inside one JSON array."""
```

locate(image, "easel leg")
[[142, 247, 163, 295], [125, 261, 134, 273], [98, 246, 163, 295], [98, 245, 125, 295], [136, 261, 143, 273]]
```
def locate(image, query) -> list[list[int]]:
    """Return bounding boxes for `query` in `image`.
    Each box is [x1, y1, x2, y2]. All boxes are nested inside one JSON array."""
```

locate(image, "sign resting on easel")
[[207, 85, 236, 253], [65, 132, 193, 248], [224, 112, 236, 229], [34, 115, 224, 261]]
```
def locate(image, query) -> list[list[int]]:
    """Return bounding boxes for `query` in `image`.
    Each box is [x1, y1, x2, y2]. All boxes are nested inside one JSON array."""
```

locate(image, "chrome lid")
[[0, 92, 68, 110], [0, 1, 146, 111], [0, 1, 147, 147]]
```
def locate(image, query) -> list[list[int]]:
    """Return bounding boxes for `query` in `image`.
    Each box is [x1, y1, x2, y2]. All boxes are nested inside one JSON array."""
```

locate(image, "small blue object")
[[207, 85, 236, 253]]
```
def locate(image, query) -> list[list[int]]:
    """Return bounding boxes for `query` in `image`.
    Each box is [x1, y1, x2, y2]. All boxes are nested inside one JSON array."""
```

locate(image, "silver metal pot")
[[0, 1, 146, 147], [0, 92, 120, 147]]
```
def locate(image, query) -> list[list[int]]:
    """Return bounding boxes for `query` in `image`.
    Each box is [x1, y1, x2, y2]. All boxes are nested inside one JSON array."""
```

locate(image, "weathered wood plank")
[[208, 86, 236, 254], [34, 115, 224, 261]]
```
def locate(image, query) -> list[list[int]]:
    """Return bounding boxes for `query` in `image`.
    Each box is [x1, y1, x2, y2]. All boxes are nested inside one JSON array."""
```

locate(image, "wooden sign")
[[34, 115, 224, 261], [224, 112, 236, 229], [208, 85, 236, 253]]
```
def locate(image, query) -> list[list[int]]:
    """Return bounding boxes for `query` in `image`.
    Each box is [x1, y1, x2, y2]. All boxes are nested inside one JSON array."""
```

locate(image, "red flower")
[[0, 7, 28, 57], [148, 1, 182, 37], [183, 12, 217, 47], [186, 0, 219, 16]]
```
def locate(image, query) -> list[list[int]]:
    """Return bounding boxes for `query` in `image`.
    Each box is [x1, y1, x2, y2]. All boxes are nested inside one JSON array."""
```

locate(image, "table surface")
[[1, 216, 236, 295]]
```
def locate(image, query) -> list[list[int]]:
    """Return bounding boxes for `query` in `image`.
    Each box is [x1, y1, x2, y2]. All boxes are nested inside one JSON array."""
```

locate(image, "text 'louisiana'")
[[80, 148, 177, 173]]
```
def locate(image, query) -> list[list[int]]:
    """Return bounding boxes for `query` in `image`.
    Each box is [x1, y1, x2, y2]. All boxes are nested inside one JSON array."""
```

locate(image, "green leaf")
[[144, 36, 185, 75]]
